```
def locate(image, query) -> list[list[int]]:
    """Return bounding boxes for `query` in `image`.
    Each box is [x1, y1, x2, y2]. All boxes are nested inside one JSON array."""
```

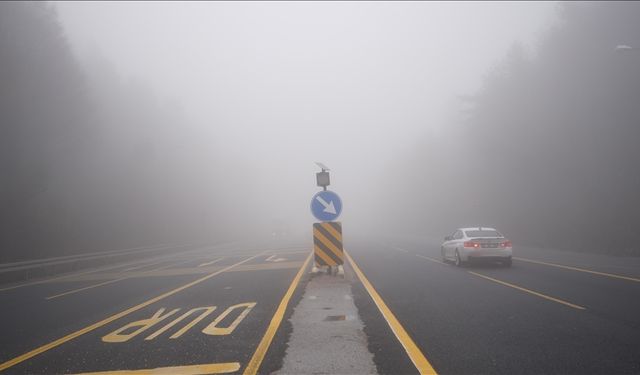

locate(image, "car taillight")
[[464, 241, 480, 248], [501, 240, 512, 247]]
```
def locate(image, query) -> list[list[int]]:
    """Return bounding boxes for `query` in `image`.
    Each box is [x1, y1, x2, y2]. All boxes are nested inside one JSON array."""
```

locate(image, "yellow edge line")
[[514, 257, 640, 283], [75, 362, 241, 375], [243, 252, 312, 375], [346, 252, 438, 375], [468, 271, 586, 310], [0, 253, 265, 372]]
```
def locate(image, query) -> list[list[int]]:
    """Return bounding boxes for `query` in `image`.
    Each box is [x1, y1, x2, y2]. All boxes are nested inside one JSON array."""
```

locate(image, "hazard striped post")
[[313, 222, 343, 266]]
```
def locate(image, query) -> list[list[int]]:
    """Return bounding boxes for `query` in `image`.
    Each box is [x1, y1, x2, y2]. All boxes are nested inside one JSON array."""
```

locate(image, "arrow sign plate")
[[310, 190, 342, 222]]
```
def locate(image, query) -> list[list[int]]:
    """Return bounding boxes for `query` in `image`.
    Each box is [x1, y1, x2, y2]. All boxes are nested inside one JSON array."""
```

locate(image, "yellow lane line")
[[75, 362, 241, 374], [243, 252, 312, 375], [514, 257, 640, 283], [468, 271, 586, 310], [0, 252, 265, 372], [346, 252, 438, 375], [415, 254, 447, 266], [198, 257, 224, 268], [45, 260, 189, 300]]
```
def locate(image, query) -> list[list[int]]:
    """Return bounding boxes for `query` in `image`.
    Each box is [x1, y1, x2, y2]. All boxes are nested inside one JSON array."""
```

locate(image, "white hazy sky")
[[54, 1, 558, 232]]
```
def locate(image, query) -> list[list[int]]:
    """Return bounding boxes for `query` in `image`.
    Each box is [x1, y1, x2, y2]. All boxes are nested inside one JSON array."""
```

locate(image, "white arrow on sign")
[[315, 195, 337, 214]]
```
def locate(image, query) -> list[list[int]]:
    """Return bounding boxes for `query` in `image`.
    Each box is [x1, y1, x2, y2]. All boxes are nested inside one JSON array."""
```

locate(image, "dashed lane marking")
[[243, 252, 312, 375], [415, 254, 447, 265], [468, 271, 586, 310], [346, 251, 438, 375], [391, 246, 409, 253], [198, 257, 224, 268], [514, 257, 640, 283], [0, 252, 265, 372]]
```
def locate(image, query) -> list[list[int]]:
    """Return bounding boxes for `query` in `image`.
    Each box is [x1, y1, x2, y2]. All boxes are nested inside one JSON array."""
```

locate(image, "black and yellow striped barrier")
[[313, 222, 343, 266]]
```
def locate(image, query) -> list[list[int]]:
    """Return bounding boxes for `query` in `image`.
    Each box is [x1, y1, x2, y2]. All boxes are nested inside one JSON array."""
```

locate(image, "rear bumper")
[[460, 248, 512, 261]]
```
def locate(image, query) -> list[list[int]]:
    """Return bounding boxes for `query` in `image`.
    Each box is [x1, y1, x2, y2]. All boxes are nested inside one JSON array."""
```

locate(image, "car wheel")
[[454, 250, 463, 267], [441, 247, 447, 263], [503, 257, 512, 267]]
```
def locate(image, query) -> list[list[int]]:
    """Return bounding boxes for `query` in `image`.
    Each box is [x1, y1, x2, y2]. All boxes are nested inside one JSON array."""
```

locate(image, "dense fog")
[[2, 1, 639, 261]]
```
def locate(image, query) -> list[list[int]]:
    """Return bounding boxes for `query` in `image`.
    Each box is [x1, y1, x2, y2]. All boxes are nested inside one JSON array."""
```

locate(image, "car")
[[441, 227, 512, 267]]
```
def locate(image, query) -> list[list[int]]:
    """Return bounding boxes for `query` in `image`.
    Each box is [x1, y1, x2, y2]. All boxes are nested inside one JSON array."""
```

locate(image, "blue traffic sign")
[[310, 190, 342, 222]]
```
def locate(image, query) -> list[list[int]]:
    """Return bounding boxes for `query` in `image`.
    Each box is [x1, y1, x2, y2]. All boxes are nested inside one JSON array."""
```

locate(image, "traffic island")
[[275, 270, 377, 375]]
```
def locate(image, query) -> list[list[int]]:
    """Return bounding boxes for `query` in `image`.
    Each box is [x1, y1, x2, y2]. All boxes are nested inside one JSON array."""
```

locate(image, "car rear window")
[[465, 230, 502, 238]]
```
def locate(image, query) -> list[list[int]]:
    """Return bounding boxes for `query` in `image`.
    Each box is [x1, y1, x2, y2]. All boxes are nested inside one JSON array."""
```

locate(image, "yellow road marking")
[[313, 244, 337, 266], [468, 271, 586, 310], [243, 252, 312, 375], [45, 260, 189, 300], [198, 257, 224, 268], [75, 362, 241, 374], [0, 253, 264, 372], [415, 254, 447, 265], [346, 252, 438, 375], [514, 257, 640, 283]]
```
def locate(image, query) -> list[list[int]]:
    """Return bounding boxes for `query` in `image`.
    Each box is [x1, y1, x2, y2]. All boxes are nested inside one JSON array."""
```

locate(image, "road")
[[1, 236, 639, 374], [346, 237, 640, 375], [0, 240, 311, 374]]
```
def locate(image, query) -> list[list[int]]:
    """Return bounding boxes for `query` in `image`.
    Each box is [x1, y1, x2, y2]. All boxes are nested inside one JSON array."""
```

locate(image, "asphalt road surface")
[[0, 240, 311, 374], [347, 236, 640, 375], [1, 237, 639, 374]]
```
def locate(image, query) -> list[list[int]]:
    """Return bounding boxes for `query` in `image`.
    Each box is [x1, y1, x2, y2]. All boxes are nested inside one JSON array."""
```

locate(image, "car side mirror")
[[444, 236, 452, 241]]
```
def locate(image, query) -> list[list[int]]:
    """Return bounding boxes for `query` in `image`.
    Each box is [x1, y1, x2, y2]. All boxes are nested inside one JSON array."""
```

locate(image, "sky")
[[53, 1, 559, 235]]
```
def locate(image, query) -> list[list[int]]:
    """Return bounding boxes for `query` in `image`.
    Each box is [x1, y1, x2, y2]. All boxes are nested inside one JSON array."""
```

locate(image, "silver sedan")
[[441, 227, 513, 267]]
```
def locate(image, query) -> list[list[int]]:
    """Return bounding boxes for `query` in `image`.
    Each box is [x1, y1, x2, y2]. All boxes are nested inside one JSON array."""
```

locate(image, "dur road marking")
[[346, 251, 438, 375], [514, 257, 640, 283], [243, 252, 312, 375], [468, 271, 586, 310], [75, 362, 241, 375], [102, 302, 257, 342], [0, 252, 265, 372]]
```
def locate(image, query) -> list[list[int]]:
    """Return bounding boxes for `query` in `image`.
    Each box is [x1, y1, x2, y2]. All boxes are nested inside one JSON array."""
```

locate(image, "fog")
[[4, 2, 640, 261]]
